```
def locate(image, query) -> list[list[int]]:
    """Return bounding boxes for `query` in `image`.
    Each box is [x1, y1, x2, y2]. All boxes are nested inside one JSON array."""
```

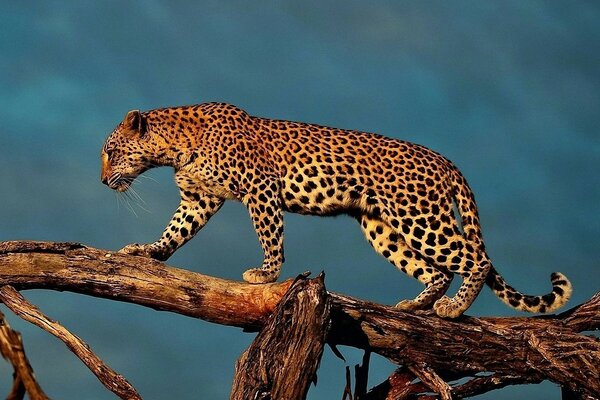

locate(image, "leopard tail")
[[448, 166, 572, 313]]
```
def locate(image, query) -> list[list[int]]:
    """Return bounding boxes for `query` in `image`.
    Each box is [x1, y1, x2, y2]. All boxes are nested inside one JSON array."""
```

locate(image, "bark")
[[0, 286, 141, 400], [328, 292, 599, 399], [0, 241, 598, 399], [0, 309, 48, 400], [0, 241, 291, 330], [230, 273, 330, 400]]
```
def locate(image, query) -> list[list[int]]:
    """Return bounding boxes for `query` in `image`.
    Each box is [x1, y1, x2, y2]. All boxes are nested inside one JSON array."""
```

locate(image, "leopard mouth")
[[106, 172, 135, 192]]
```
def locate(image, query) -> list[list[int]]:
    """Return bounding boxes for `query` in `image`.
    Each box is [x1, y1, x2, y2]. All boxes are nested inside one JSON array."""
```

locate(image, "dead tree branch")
[[0, 308, 48, 400], [0, 285, 142, 400], [231, 273, 330, 400], [0, 241, 292, 330], [0, 240, 598, 399]]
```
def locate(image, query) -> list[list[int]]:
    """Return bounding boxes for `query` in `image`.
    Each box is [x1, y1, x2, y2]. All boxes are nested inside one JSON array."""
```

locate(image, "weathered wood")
[[230, 274, 330, 400], [409, 363, 452, 400], [354, 350, 371, 400], [562, 386, 585, 400], [364, 368, 429, 400], [0, 241, 598, 399], [327, 292, 599, 398], [0, 241, 293, 330], [364, 368, 545, 399], [0, 309, 48, 400], [0, 285, 141, 400]]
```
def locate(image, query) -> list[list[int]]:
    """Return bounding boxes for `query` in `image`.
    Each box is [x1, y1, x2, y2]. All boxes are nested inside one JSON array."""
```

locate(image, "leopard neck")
[[142, 112, 204, 171]]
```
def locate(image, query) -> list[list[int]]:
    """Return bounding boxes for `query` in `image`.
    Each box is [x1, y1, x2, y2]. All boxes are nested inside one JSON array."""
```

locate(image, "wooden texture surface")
[[0, 241, 598, 399], [230, 274, 330, 400], [0, 285, 141, 400], [0, 309, 49, 400]]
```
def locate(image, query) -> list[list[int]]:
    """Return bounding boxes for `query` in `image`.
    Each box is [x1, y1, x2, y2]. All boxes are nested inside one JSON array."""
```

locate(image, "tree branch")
[[0, 240, 598, 399], [409, 363, 452, 400], [0, 308, 48, 400], [364, 368, 544, 400], [0, 285, 141, 400], [0, 241, 292, 330], [328, 292, 599, 398], [230, 273, 330, 400]]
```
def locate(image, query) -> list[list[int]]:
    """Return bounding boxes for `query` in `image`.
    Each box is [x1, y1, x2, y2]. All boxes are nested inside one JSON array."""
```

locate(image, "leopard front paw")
[[433, 296, 464, 319], [242, 267, 278, 284], [395, 299, 421, 311], [118, 243, 169, 261]]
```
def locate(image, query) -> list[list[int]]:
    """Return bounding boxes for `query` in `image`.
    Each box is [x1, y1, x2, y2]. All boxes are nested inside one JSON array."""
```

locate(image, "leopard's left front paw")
[[242, 267, 278, 284], [395, 299, 422, 311], [433, 296, 464, 319], [118, 243, 169, 261]]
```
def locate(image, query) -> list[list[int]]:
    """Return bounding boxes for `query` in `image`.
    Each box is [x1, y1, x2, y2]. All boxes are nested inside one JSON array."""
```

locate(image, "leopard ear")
[[123, 110, 145, 135]]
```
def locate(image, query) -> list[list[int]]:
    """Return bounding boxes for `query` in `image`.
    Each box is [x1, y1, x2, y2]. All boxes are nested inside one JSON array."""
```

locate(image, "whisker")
[[128, 186, 146, 204], [127, 186, 151, 214], [137, 174, 158, 184], [119, 192, 139, 218], [109, 172, 155, 216], [129, 184, 152, 213], [115, 192, 121, 213]]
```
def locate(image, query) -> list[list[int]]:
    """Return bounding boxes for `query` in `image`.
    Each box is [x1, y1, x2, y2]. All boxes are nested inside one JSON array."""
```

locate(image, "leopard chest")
[[175, 169, 238, 201]]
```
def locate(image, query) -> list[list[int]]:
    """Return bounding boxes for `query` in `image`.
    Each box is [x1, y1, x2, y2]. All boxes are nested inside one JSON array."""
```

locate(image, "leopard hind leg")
[[358, 214, 453, 311], [381, 207, 491, 318]]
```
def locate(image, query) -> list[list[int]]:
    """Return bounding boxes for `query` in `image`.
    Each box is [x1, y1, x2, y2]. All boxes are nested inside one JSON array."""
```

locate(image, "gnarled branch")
[[0, 285, 141, 400], [0, 240, 598, 399], [231, 273, 330, 400], [0, 308, 48, 400]]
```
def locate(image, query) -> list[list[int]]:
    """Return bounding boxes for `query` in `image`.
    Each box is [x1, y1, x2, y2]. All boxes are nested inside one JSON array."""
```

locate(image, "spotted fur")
[[101, 103, 572, 318]]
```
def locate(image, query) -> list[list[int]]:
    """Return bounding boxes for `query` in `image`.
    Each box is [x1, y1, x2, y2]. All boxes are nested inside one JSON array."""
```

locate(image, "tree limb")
[[0, 241, 292, 330], [329, 292, 599, 398], [409, 363, 452, 400], [0, 308, 48, 400], [230, 273, 330, 400], [0, 285, 141, 400], [0, 240, 598, 399]]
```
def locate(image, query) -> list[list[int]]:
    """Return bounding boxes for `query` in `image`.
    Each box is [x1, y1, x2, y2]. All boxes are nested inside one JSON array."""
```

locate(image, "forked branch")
[[0, 308, 48, 400], [0, 241, 598, 399], [0, 285, 141, 400]]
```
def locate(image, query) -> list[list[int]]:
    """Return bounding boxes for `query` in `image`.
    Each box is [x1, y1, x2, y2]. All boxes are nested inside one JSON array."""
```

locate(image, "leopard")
[[100, 102, 572, 318]]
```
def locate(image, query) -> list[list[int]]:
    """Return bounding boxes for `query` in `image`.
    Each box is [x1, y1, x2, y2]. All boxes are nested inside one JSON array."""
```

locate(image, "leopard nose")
[[101, 175, 108, 185]]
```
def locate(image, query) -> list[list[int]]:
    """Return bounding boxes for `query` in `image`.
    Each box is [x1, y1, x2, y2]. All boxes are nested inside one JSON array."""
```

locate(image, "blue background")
[[1, 1, 598, 399]]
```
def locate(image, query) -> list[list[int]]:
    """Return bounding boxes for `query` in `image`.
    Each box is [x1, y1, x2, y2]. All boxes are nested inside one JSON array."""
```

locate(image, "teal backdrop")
[[1, 1, 598, 399]]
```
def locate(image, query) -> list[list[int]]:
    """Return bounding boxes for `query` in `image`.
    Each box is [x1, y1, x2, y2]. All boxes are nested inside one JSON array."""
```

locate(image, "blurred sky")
[[0, 1, 599, 399]]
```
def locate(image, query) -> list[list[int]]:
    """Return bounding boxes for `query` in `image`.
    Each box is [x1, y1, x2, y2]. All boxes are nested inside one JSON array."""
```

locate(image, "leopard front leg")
[[242, 186, 285, 284], [119, 192, 224, 260]]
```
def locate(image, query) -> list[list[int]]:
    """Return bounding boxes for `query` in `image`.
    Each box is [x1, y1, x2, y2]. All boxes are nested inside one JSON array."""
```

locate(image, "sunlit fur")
[[101, 103, 572, 318]]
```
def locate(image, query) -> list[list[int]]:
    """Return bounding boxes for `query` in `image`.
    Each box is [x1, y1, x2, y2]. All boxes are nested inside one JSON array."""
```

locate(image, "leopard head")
[[101, 110, 152, 192]]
